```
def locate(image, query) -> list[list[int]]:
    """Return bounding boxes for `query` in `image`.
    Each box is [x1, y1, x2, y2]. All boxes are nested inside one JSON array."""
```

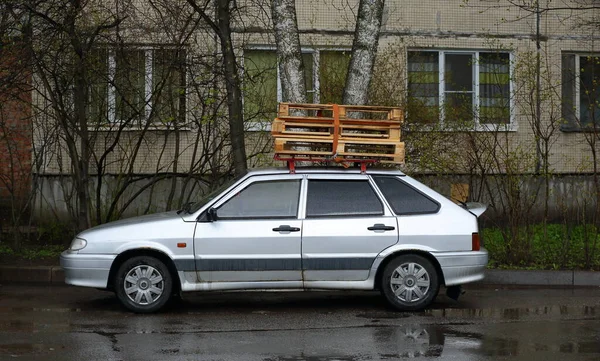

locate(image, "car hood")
[[463, 202, 488, 217], [77, 211, 184, 240]]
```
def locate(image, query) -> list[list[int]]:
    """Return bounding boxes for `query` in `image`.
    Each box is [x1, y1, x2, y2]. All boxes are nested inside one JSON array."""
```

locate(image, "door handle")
[[368, 224, 395, 231], [273, 225, 301, 232]]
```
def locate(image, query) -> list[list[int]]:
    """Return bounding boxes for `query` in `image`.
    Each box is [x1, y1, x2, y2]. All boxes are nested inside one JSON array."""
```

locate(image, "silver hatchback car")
[[61, 168, 488, 313]]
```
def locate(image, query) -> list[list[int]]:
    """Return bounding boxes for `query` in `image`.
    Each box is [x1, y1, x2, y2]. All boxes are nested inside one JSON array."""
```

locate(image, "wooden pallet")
[[272, 103, 405, 165], [272, 119, 401, 140], [274, 137, 405, 164], [273, 105, 402, 140], [277, 103, 403, 121]]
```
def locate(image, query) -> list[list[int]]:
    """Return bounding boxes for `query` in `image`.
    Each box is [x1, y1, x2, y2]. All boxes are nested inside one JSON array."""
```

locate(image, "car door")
[[194, 175, 303, 285], [301, 174, 399, 283]]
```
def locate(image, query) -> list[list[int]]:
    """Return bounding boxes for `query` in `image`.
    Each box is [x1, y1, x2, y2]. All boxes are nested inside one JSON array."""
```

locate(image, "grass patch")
[[482, 223, 600, 270], [0, 243, 64, 262]]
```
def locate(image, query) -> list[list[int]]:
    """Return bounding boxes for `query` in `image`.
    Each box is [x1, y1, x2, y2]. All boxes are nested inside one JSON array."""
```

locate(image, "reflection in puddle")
[[442, 322, 600, 358], [426, 305, 599, 320], [361, 320, 600, 359], [2, 303, 599, 360], [375, 325, 445, 358]]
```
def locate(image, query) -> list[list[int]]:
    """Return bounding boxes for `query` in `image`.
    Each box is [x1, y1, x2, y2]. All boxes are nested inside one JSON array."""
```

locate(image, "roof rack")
[[274, 154, 378, 174]]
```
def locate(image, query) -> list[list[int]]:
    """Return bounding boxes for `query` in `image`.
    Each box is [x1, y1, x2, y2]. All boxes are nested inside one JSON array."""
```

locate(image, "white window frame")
[[101, 46, 186, 129], [407, 49, 516, 132], [573, 53, 600, 127], [243, 46, 350, 131]]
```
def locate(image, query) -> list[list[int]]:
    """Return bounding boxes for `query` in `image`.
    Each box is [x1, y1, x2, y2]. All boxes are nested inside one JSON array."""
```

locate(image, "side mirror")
[[206, 207, 218, 222]]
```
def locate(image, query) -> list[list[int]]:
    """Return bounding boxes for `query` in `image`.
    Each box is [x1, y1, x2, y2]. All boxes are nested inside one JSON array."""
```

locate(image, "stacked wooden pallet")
[[272, 103, 405, 164]]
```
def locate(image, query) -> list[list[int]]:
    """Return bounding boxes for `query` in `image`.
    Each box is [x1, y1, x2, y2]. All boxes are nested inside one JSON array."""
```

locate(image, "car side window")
[[217, 180, 301, 219], [306, 180, 383, 217], [372, 176, 440, 215]]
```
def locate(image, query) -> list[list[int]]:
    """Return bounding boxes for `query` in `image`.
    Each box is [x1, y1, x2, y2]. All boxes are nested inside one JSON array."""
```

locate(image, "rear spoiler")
[[462, 202, 488, 217]]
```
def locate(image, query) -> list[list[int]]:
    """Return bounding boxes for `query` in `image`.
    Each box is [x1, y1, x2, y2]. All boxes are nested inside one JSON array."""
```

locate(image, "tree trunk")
[[271, 0, 306, 103], [343, 0, 385, 106], [217, 0, 247, 176], [73, 51, 91, 230]]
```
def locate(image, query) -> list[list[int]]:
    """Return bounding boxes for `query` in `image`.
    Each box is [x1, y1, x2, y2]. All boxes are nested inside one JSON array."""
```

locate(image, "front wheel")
[[115, 256, 173, 313], [380, 254, 439, 311]]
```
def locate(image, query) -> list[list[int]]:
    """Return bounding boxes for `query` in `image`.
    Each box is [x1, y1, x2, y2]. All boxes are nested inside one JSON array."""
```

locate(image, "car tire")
[[380, 254, 439, 311], [115, 256, 173, 313]]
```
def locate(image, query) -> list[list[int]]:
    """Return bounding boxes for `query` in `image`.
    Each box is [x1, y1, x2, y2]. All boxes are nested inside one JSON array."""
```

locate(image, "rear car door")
[[194, 175, 303, 284], [301, 174, 399, 283]]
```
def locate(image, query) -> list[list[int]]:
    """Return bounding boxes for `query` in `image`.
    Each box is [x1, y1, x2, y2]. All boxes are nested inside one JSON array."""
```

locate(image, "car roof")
[[246, 167, 406, 176]]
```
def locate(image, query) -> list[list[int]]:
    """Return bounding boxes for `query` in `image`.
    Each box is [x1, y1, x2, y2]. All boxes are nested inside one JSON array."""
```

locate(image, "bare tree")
[[17, 0, 125, 230], [0, 3, 36, 248], [187, 0, 247, 177]]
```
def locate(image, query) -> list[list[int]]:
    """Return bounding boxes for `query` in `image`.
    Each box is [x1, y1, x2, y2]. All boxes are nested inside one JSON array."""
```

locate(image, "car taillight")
[[472, 232, 480, 251]]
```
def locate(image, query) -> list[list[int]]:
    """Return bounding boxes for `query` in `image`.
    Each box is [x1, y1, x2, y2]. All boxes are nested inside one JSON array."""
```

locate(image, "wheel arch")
[[107, 248, 181, 294], [374, 250, 445, 290]]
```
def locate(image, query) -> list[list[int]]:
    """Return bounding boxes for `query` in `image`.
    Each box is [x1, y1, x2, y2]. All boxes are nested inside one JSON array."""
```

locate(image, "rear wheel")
[[115, 256, 172, 313], [380, 254, 439, 311]]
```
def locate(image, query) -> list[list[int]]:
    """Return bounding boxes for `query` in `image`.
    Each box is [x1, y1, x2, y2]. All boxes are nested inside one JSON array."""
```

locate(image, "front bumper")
[[432, 249, 489, 287], [60, 251, 116, 288]]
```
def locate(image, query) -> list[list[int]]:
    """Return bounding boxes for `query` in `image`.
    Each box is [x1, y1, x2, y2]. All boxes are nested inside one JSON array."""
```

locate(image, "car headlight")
[[69, 237, 87, 251]]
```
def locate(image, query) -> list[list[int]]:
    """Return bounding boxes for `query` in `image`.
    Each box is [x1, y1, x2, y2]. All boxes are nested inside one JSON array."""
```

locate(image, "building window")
[[407, 50, 512, 128], [88, 47, 186, 127], [562, 53, 600, 130], [242, 48, 350, 128]]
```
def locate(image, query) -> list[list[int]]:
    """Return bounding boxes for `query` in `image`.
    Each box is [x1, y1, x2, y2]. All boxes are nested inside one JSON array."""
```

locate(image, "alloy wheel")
[[389, 262, 431, 303], [123, 265, 164, 305]]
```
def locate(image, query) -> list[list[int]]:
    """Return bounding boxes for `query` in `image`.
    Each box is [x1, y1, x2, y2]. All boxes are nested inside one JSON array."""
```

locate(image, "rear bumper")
[[432, 250, 488, 286], [60, 251, 116, 288]]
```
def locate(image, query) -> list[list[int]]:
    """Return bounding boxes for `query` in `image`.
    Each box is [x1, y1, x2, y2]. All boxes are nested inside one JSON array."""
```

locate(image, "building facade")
[[4, 0, 600, 223]]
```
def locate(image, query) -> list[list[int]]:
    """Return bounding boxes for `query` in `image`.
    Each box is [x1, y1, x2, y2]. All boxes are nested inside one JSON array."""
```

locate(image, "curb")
[[0, 266, 65, 285], [484, 269, 600, 287], [1, 266, 599, 286]]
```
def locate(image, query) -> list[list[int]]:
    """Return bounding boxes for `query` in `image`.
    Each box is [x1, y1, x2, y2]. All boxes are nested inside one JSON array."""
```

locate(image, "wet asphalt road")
[[0, 285, 599, 361]]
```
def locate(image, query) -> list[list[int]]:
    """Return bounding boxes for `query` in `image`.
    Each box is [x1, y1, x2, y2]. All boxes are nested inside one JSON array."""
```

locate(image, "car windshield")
[[181, 172, 247, 214]]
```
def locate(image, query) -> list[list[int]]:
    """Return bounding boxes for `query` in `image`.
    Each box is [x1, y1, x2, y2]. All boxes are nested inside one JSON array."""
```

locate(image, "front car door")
[[194, 175, 303, 287], [301, 174, 399, 284]]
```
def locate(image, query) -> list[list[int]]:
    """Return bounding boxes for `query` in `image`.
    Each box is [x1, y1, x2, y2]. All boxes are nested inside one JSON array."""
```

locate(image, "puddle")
[[0, 307, 82, 313], [372, 325, 446, 358], [1, 321, 35, 332], [442, 322, 600, 357], [265, 357, 359, 361], [0, 343, 60, 355], [357, 305, 599, 322], [425, 305, 599, 320], [0, 320, 71, 333], [356, 312, 412, 319]]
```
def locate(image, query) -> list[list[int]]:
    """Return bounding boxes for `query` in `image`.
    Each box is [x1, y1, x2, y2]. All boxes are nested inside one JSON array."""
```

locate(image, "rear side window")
[[373, 176, 440, 215], [306, 180, 383, 217]]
